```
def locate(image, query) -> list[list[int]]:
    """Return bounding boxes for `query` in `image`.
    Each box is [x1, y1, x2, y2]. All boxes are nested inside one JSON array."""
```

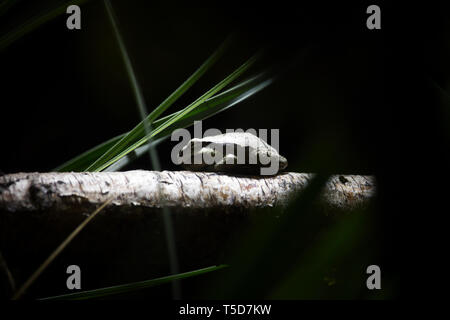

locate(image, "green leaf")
[[93, 51, 262, 172], [39, 265, 228, 300], [103, 137, 167, 172], [85, 35, 234, 172], [55, 70, 274, 172], [104, 73, 274, 171]]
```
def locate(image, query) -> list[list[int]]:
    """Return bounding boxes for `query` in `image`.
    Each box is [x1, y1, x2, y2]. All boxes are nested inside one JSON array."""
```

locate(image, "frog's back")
[[201, 132, 272, 149]]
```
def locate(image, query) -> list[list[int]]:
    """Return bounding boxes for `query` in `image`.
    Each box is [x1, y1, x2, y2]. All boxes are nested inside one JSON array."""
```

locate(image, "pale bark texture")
[[0, 171, 374, 213]]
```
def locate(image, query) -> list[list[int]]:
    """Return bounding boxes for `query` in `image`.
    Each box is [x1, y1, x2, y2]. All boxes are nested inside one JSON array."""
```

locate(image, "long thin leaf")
[[104, 137, 167, 172], [55, 70, 274, 172], [85, 35, 234, 172], [93, 51, 262, 172], [104, 0, 163, 174], [141, 72, 275, 150], [39, 265, 228, 300], [12, 198, 114, 300], [104, 1, 180, 299], [104, 73, 274, 171]]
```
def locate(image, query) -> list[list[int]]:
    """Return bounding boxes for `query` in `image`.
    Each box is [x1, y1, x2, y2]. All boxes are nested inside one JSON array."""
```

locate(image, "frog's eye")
[[210, 150, 215, 157]]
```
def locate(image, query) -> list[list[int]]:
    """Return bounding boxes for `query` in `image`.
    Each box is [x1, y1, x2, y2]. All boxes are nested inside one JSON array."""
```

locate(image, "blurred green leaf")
[[204, 171, 383, 299], [0, 0, 92, 51], [208, 174, 331, 299], [269, 209, 373, 299]]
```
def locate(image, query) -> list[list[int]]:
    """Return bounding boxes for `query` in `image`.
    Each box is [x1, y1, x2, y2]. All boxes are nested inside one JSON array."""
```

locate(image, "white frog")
[[179, 132, 288, 175]]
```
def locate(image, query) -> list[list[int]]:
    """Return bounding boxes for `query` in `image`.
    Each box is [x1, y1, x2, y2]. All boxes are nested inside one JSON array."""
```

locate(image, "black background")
[[1, 0, 449, 299], [1, 1, 389, 174]]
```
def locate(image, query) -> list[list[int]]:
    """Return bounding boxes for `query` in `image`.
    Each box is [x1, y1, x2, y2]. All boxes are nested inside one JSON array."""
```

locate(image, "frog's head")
[[256, 149, 288, 175]]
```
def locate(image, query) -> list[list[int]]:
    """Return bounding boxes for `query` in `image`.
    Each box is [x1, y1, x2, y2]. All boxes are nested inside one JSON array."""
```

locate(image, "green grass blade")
[[38, 265, 228, 300], [146, 35, 235, 124], [104, 137, 167, 172], [93, 51, 261, 172], [104, 0, 149, 123], [147, 52, 262, 138], [152, 71, 275, 140], [105, 73, 274, 171], [55, 70, 273, 172], [103, 2, 180, 299], [0, 0, 92, 51], [104, 0, 163, 176], [85, 35, 234, 172]]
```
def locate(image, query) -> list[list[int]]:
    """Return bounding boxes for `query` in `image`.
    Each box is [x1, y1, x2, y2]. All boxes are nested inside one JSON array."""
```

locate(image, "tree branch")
[[0, 171, 375, 213]]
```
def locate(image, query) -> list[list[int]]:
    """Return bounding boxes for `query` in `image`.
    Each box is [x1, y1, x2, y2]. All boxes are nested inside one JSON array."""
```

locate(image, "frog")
[[179, 132, 288, 176]]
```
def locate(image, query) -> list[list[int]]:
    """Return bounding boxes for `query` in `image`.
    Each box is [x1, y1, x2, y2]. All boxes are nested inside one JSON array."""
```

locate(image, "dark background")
[[1, 0, 389, 175], [1, 0, 449, 299]]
